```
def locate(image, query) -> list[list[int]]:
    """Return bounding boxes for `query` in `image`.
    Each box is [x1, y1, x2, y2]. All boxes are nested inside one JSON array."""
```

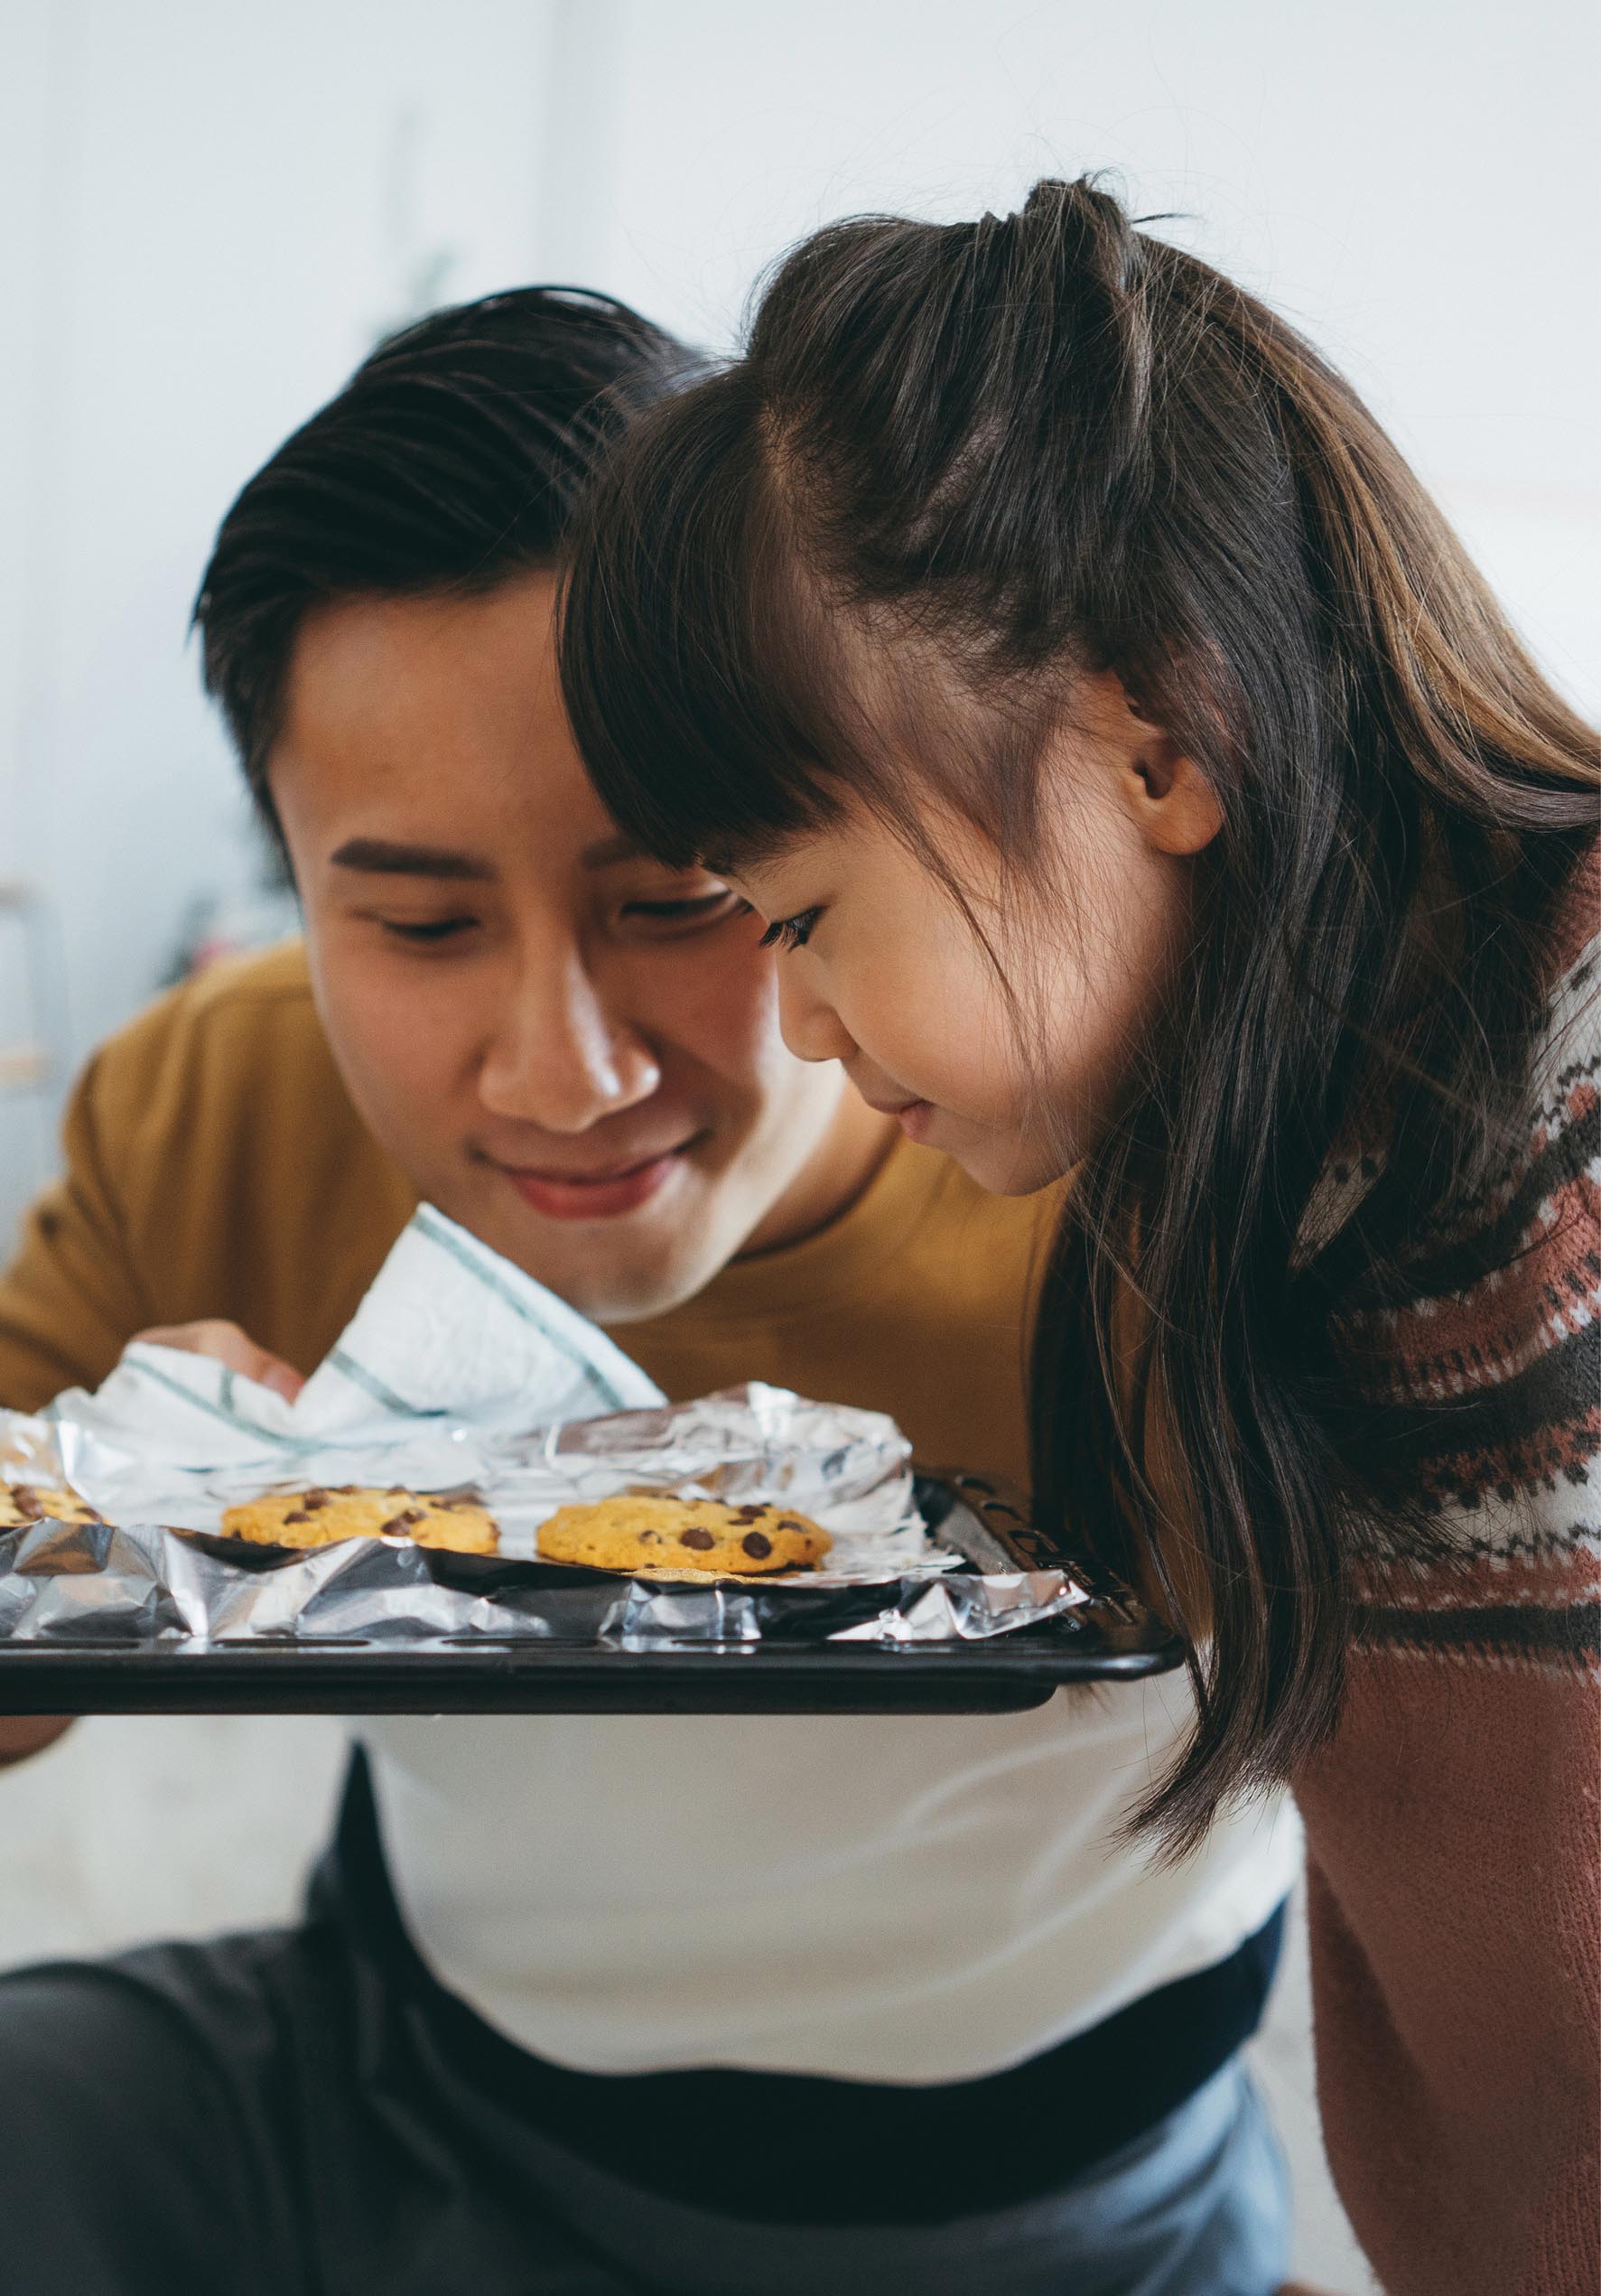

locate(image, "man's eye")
[[623, 891, 747, 930], [759, 906, 823, 952], [379, 917, 477, 944]]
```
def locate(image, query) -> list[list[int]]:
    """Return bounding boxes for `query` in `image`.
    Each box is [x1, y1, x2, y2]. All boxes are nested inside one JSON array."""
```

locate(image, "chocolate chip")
[[733, 1505, 766, 1522], [741, 1531, 773, 1559], [777, 1520, 807, 1534], [282, 1510, 311, 1525], [680, 1527, 715, 1551], [379, 1515, 412, 1535], [302, 1490, 329, 1510], [398, 1509, 424, 1526], [12, 1487, 43, 1520]]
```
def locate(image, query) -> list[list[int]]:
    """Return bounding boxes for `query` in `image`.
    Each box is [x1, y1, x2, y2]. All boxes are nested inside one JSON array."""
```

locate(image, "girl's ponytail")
[[562, 176, 1598, 1848]]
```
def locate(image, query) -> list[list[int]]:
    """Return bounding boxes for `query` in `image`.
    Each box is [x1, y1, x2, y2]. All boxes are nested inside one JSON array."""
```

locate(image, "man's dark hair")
[[194, 286, 691, 842]]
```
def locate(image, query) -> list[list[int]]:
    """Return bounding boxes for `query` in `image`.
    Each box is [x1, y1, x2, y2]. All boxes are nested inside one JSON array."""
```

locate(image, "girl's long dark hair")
[[559, 178, 1599, 1851]]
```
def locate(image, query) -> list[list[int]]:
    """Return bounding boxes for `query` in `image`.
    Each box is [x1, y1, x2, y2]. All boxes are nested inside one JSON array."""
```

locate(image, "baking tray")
[[0, 1474, 1181, 1716]]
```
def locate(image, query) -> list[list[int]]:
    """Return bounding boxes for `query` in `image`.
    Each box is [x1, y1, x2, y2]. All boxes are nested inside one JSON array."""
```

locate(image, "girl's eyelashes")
[[759, 906, 824, 953]]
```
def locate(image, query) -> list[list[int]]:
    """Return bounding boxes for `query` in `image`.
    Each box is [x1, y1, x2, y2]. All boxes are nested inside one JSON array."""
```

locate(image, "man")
[[0, 291, 1302, 2294]]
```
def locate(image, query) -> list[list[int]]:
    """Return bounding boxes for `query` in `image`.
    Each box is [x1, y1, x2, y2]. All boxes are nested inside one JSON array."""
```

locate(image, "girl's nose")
[[777, 969, 858, 1066]]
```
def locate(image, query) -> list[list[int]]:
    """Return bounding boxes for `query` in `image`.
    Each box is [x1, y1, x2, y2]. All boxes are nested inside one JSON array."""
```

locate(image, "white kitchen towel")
[[44, 1203, 665, 1530]]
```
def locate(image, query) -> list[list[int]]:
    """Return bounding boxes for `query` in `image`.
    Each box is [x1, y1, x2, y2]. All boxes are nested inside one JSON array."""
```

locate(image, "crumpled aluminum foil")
[[0, 1515, 1090, 1649], [27, 1382, 940, 1581], [0, 1385, 1092, 1653], [481, 1383, 938, 1574]]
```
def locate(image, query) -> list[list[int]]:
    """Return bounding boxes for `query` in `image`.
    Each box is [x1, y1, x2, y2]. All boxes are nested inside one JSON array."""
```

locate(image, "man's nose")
[[479, 944, 661, 1129], [776, 968, 858, 1066]]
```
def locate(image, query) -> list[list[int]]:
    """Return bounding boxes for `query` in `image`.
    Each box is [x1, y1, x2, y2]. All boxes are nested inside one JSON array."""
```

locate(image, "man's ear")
[[1123, 729, 1223, 856]]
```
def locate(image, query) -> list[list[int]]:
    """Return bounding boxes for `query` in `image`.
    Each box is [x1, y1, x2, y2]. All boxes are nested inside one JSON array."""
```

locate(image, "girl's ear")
[[1123, 729, 1224, 856]]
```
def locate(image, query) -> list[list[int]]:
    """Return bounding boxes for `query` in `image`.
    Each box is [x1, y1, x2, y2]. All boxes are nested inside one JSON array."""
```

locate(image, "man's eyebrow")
[[328, 838, 497, 882]]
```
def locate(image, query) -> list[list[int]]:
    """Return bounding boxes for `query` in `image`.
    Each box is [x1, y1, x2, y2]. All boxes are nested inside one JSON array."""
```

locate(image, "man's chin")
[[530, 1252, 721, 1329]]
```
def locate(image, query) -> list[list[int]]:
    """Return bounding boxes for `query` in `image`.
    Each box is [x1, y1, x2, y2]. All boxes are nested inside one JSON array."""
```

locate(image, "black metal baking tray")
[[0, 1474, 1181, 1716]]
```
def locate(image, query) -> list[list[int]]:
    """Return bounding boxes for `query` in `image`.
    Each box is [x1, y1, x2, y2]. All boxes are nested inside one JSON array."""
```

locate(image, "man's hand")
[[134, 1320, 306, 1404]]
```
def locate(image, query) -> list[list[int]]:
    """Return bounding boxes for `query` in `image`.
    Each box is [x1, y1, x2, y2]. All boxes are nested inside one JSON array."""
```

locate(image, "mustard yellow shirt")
[[0, 943, 1058, 1492]]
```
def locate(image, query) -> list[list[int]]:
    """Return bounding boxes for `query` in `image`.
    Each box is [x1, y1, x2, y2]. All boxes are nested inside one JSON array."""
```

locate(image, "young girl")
[[559, 179, 1600, 2295]]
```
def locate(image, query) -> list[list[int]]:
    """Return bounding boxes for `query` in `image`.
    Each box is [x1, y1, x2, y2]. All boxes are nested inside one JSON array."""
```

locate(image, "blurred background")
[[1, 5, 1595, 2286]]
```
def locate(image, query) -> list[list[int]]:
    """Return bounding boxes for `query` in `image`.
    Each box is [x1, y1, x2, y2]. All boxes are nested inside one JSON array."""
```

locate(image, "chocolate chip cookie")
[[220, 1485, 499, 1555], [535, 1494, 831, 1576], [0, 1481, 105, 1528]]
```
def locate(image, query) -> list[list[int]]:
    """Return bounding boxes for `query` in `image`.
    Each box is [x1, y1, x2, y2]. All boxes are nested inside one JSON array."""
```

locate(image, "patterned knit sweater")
[[1294, 843, 1600, 2295]]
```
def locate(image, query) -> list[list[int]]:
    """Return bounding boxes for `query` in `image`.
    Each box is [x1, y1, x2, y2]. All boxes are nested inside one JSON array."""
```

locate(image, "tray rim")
[[0, 1616, 1182, 1715]]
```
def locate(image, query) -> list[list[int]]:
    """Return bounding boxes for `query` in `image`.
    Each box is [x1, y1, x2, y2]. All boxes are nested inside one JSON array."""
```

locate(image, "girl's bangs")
[[559, 378, 864, 872]]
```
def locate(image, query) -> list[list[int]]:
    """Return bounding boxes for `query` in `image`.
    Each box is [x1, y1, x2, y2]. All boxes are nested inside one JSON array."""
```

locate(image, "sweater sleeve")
[[0, 1046, 157, 1411], [1293, 927, 1601, 2296], [1296, 1639, 1598, 2294]]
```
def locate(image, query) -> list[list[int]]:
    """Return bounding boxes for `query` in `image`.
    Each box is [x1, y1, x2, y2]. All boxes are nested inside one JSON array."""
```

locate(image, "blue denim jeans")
[[426, 2040, 1294, 2296]]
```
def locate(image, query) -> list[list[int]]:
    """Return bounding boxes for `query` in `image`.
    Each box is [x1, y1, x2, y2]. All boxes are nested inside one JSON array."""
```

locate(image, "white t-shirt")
[[362, 1675, 1301, 2083], [358, 1143, 1300, 2084]]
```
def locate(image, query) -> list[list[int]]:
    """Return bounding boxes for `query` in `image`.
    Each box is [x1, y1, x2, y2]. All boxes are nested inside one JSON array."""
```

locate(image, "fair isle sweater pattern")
[[1344, 856, 1600, 1669]]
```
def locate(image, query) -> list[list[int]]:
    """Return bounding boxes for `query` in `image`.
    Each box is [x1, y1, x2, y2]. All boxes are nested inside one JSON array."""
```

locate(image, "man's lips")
[[492, 1143, 695, 1222]]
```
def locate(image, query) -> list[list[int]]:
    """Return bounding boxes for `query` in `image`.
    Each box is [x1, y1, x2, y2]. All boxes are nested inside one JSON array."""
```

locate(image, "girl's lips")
[[501, 1150, 685, 1222], [895, 1100, 935, 1143], [858, 1086, 937, 1143]]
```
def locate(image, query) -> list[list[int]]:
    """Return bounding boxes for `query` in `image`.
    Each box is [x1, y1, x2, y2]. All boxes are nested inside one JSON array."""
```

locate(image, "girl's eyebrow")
[[329, 837, 496, 882]]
